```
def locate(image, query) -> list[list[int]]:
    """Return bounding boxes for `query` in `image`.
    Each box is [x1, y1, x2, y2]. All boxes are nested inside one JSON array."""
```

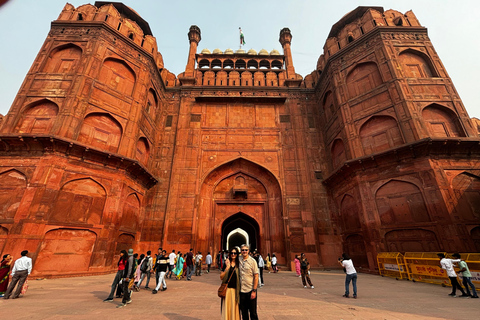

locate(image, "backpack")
[[140, 257, 149, 273]]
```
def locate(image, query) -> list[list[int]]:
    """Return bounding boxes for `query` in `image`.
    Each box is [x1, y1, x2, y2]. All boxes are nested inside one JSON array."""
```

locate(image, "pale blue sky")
[[1, 0, 479, 119]]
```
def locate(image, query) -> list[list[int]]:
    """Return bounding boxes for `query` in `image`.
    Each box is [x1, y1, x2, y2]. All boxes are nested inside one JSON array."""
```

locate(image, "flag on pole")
[[239, 27, 246, 45]]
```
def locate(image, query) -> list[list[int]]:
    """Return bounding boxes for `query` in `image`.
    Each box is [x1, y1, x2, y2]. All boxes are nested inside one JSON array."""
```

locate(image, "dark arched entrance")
[[222, 212, 260, 252]]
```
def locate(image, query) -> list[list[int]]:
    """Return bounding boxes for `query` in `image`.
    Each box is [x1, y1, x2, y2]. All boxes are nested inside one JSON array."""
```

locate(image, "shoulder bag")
[[218, 266, 235, 298]]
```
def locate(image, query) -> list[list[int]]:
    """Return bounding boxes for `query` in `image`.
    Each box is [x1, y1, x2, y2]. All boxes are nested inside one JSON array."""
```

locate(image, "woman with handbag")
[[219, 248, 240, 320], [0, 254, 13, 297]]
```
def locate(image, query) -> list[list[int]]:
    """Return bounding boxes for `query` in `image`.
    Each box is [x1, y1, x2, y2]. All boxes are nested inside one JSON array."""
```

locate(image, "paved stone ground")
[[1, 269, 478, 319]]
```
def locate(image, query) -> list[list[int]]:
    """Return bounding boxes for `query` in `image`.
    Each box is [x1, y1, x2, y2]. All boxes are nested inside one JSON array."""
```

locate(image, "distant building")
[[0, 2, 478, 277]]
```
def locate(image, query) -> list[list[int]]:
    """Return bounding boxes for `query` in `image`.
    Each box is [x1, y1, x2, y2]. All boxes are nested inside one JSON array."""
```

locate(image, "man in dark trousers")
[[185, 248, 194, 280], [117, 249, 135, 308], [240, 244, 259, 320], [4, 250, 32, 299]]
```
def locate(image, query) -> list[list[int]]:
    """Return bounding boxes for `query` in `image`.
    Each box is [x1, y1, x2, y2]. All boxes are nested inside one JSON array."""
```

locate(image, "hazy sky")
[[1, 0, 479, 119]]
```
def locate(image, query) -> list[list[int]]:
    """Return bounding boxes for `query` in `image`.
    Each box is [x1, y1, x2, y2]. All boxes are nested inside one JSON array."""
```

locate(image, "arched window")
[[223, 59, 234, 69], [398, 50, 436, 78], [78, 113, 122, 153], [235, 60, 246, 69], [247, 60, 258, 69], [376, 180, 430, 225], [15, 100, 58, 134], [211, 59, 222, 69], [198, 59, 210, 69], [50, 178, 106, 224], [422, 104, 464, 137], [43, 44, 82, 74], [98, 58, 136, 95], [359, 116, 403, 154], [346, 62, 383, 99], [271, 60, 282, 69]]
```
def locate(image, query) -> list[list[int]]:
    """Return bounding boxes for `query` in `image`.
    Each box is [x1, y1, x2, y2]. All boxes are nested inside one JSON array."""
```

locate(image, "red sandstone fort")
[[0, 2, 479, 277]]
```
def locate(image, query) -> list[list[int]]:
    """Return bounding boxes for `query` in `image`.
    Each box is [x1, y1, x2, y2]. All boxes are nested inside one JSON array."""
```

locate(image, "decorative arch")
[[15, 99, 59, 134], [211, 59, 222, 69], [322, 90, 335, 121], [259, 60, 270, 69], [98, 58, 136, 95], [43, 44, 82, 73], [398, 49, 437, 78], [50, 178, 106, 225], [235, 59, 246, 69], [241, 71, 253, 86], [385, 229, 440, 252], [194, 158, 286, 263], [331, 138, 347, 169], [451, 172, 480, 221], [376, 180, 430, 225], [247, 60, 258, 69], [347, 62, 383, 99], [222, 213, 260, 251], [146, 88, 158, 116], [340, 194, 361, 231], [223, 59, 234, 69], [34, 228, 97, 275], [359, 115, 403, 154], [422, 104, 464, 137], [135, 137, 150, 165], [121, 193, 140, 231], [198, 59, 210, 69], [0, 169, 27, 220], [78, 113, 123, 153], [344, 234, 369, 268]]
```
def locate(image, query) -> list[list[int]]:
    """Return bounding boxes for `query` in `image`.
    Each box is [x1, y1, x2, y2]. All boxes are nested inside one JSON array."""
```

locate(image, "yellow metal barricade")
[[377, 252, 408, 280], [405, 252, 449, 286]]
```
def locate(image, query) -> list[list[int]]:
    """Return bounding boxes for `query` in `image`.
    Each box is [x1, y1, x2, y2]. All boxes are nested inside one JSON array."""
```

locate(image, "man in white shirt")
[[437, 253, 468, 297], [240, 244, 259, 320], [195, 251, 203, 276], [4, 250, 32, 299], [167, 250, 176, 279]]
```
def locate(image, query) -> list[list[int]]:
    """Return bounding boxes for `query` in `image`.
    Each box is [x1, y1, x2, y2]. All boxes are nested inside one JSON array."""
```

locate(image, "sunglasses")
[[230, 252, 237, 255], [241, 249, 249, 252]]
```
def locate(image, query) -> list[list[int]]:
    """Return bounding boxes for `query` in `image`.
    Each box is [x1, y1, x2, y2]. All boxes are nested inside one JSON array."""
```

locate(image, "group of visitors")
[[1, 250, 32, 299], [220, 244, 259, 320], [104, 247, 213, 308]]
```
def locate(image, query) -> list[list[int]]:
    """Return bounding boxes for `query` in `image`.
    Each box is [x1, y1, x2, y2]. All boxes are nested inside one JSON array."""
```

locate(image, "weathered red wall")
[[0, 3, 479, 277]]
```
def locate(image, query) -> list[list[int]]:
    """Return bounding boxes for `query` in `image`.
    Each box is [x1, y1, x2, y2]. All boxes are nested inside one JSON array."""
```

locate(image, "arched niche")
[[422, 104, 464, 137], [347, 62, 383, 99], [376, 180, 430, 226], [323, 90, 335, 121], [451, 172, 480, 221], [253, 71, 265, 86], [241, 71, 252, 86], [34, 228, 97, 275], [50, 178, 106, 225], [43, 44, 82, 74], [344, 234, 369, 268], [15, 100, 59, 134], [98, 58, 136, 95], [340, 194, 361, 231], [135, 137, 150, 165], [359, 116, 403, 155], [78, 113, 122, 153], [385, 229, 440, 252], [146, 89, 157, 117], [398, 49, 437, 78], [0, 170, 27, 220], [331, 138, 347, 169], [121, 193, 140, 231]]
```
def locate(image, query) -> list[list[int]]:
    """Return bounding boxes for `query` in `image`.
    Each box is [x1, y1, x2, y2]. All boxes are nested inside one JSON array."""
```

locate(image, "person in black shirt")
[[220, 248, 240, 319], [152, 250, 168, 294]]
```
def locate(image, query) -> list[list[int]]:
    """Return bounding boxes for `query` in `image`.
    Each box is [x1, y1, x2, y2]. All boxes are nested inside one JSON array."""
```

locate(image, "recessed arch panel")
[[422, 104, 464, 137], [43, 44, 82, 74], [99, 58, 136, 95], [347, 62, 383, 99], [359, 116, 403, 154], [15, 100, 59, 134], [0, 169, 27, 220], [78, 113, 122, 153], [451, 172, 480, 221], [398, 49, 437, 77]]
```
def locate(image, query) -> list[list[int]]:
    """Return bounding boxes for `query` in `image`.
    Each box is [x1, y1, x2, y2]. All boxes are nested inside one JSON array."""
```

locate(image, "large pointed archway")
[[222, 212, 260, 251], [194, 158, 286, 264]]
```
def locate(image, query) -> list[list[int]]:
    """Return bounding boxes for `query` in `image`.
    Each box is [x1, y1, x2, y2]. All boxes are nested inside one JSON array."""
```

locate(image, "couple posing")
[[220, 244, 259, 320]]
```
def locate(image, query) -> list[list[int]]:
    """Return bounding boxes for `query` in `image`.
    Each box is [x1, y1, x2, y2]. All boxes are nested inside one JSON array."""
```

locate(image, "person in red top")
[[104, 250, 128, 302]]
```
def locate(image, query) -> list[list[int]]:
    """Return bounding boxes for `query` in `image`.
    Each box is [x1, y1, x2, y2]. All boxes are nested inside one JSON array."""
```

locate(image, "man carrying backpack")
[[152, 250, 169, 294], [136, 251, 153, 290]]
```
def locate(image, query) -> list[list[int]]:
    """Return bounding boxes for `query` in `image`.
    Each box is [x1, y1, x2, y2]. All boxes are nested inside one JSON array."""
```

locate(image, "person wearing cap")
[[3, 250, 32, 299], [117, 248, 136, 308], [452, 253, 478, 298]]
